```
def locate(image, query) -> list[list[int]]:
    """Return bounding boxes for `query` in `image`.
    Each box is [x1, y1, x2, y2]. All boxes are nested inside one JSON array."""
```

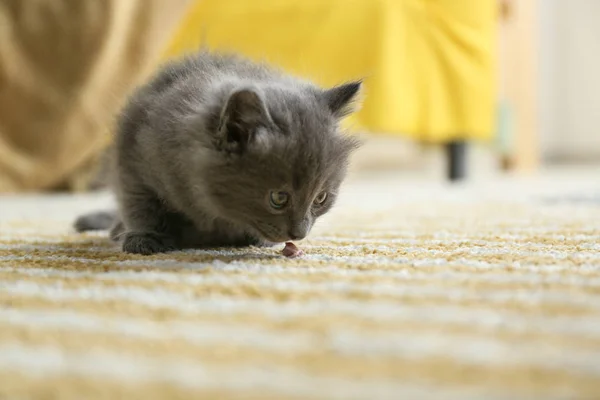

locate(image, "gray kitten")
[[75, 51, 362, 255]]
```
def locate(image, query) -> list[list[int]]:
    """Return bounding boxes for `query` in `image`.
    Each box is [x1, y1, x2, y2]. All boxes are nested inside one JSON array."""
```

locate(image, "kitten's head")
[[203, 81, 362, 243]]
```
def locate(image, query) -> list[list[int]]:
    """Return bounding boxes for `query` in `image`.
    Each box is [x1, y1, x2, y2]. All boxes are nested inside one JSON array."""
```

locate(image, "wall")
[[539, 0, 600, 162]]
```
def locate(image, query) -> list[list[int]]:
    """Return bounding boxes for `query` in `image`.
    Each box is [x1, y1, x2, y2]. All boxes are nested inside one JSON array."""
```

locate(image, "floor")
[[0, 169, 599, 399]]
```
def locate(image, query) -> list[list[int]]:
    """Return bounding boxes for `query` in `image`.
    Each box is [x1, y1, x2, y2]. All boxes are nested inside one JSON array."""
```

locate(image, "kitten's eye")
[[314, 192, 328, 205], [269, 191, 289, 209]]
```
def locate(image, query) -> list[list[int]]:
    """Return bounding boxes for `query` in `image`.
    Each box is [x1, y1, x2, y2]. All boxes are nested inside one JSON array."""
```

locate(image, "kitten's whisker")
[[112, 231, 127, 240]]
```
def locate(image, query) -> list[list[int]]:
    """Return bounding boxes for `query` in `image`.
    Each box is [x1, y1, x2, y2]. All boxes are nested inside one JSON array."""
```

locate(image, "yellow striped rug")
[[1, 173, 600, 399]]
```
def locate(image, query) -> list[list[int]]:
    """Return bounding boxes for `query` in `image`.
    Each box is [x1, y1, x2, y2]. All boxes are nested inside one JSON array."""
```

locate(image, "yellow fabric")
[[164, 0, 497, 142]]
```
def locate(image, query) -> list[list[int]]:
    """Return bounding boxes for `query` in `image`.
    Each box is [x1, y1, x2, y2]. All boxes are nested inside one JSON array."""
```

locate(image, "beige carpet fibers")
[[1, 172, 600, 399]]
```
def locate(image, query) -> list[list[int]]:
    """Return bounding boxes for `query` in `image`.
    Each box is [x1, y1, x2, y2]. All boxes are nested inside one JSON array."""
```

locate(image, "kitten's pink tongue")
[[282, 241, 304, 258]]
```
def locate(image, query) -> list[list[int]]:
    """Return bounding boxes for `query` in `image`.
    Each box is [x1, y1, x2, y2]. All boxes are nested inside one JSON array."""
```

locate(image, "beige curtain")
[[0, 0, 191, 192]]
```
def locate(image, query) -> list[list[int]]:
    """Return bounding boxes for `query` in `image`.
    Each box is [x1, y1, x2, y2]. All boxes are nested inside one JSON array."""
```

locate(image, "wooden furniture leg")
[[446, 140, 467, 181]]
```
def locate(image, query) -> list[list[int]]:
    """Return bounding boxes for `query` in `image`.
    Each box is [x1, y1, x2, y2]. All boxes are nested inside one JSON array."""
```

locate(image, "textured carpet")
[[1, 173, 600, 400]]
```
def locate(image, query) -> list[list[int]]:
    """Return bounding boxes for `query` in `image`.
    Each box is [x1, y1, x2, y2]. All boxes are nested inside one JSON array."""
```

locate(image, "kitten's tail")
[[74, 210, 125, 242], [74, 210, 117, 232]]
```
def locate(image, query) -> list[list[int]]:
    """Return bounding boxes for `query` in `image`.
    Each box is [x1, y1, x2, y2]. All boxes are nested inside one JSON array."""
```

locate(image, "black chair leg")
[[446, 140, 467, 182]]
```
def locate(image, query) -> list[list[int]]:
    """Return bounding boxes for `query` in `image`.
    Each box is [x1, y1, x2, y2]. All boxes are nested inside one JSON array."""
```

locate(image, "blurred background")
[[0, 0, 597, 193]]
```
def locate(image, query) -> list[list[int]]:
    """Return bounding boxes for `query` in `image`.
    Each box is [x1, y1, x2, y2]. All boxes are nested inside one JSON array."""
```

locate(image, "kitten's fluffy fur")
[[75, 51, 362, 255]]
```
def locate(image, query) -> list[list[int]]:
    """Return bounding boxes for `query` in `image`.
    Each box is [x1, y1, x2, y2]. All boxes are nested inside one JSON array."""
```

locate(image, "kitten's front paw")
[[122, 232, 176, 255]]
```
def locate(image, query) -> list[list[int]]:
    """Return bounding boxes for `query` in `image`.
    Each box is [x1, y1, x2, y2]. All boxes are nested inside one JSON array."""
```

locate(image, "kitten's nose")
[[288, 217, 311, 241], [287, 232, 305, 241], [288, 223, 310, 240]]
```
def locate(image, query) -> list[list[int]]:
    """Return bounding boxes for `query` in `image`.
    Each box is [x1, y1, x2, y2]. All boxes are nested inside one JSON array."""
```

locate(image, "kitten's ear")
[[323, 80, 363, 118], [219, 89, 270, 150]]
